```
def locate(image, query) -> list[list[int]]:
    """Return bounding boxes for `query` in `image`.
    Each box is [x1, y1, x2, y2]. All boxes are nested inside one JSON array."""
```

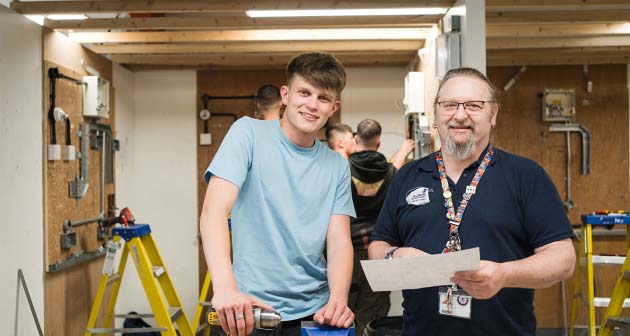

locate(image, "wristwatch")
[[385, 247, 401, 259]]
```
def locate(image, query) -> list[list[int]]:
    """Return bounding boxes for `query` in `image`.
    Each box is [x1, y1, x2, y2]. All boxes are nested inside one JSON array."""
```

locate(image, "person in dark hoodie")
[[347, 119, 414, 334]]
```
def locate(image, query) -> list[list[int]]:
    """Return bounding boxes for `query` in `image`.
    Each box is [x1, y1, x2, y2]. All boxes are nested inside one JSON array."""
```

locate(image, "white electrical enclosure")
[[404, 72, 425, 114], [83, 75, 110, 119]]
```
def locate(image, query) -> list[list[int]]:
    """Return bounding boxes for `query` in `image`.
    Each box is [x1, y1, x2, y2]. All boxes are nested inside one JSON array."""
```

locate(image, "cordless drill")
[[207, 307, 282, 330]]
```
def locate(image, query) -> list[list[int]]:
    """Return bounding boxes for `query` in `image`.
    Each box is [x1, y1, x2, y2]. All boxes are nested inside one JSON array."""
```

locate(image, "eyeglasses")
[[436, 101, 492, 113]]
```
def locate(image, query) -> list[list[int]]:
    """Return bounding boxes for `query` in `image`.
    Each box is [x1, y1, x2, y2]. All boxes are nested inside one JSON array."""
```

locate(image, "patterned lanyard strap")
[[436, 147, 494, 253]]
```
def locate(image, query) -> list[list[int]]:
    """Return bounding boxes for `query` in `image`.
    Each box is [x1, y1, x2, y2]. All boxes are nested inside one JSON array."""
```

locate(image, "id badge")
[[438, 286, 472, 319]]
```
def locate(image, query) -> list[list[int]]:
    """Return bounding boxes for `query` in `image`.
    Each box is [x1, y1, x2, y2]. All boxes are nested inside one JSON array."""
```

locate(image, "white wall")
[[0, 5, 44, 335], [342, 67, 408, 159], [113, 68, 199, 323]]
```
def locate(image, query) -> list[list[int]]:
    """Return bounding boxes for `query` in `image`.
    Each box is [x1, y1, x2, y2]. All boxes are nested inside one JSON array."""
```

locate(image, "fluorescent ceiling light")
[[25, 15, 45, 26], [247, 8, 447, 18], [47, 14, 88, 20]]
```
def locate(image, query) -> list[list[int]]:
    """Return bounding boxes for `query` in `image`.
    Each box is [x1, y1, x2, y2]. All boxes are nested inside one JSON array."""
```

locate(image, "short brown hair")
[[325, 123, 353, 149], [256, 84, 281, 110], [434, 67, 497, 104], [356, 119, 382, 148], [286, 52, 346, 96]]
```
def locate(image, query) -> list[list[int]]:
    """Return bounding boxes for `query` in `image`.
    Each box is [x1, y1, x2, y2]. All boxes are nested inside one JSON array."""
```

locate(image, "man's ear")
[[331, 100, 341, 114], [490, 102, 499, 125], [280, 85, 289, 106], [335, 138, 344, 150]]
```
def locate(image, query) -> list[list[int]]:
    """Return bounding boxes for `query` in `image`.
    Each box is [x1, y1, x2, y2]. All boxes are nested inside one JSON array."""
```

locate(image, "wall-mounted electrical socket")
[[48, 144, 61, 161], [64, 145, 76, 161], [200, 133, 212, 146], [60, 231, 77, 249]]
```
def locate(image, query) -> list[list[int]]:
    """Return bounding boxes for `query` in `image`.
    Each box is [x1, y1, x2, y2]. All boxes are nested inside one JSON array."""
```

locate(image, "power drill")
[[207, 307, 282, 330]]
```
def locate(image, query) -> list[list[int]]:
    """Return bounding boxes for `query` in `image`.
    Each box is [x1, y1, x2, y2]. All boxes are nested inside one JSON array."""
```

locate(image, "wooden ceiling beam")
[[488, 54, 630, 66], [489, 46, 630, 58], [487, 36, 630, 50], [487, 23, 630, 38], [88, 40, 423, 54], [45, 15, 439, 30], [109, 51, 415, 66], [486, 0, 630, 12], [69, 28, 431, 43], [11, 0, 455, 14], [486, 9, 630, 23]]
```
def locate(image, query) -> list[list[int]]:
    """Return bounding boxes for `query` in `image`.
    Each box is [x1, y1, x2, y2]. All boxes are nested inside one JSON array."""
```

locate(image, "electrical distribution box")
[[542, 89, 576, 122], [404, 72, 425, 114], [83, 75, 110, 119]]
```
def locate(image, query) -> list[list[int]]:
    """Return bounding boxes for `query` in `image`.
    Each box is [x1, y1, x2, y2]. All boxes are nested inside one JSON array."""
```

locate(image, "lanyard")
[[436, 147, 494, 253]]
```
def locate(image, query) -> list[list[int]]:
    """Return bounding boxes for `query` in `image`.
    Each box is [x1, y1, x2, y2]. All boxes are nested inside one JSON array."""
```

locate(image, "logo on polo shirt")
[[406, 187, 431, 206]]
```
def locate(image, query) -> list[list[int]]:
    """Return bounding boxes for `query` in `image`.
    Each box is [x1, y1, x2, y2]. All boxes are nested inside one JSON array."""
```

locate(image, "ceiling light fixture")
[[246, 8, 447, 18], [47, 14, 88, 20], [25, 15, 45, 26]]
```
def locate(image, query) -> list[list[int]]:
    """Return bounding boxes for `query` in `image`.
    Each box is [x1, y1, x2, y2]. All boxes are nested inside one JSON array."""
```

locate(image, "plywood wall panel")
[[43, 27, 115, 335], [488, 64, 629, 329]]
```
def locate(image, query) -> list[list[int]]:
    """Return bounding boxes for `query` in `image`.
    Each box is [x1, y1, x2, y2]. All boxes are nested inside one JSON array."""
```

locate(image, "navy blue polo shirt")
[[372, 147, 573, 336]]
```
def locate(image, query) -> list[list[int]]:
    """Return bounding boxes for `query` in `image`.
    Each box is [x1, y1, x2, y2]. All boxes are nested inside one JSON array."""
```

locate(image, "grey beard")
[[444, 132, 477, 160]]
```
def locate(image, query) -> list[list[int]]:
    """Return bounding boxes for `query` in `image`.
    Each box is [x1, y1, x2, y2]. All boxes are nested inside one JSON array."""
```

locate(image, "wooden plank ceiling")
[[11, 0, 630, 69]]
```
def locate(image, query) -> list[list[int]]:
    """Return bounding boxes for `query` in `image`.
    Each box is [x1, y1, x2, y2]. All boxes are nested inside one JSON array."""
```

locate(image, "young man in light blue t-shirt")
[[200, 52, 356, 336]]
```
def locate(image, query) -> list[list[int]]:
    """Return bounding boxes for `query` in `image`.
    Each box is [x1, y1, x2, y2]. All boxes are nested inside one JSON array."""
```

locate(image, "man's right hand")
[[211, 289, 274, 336]]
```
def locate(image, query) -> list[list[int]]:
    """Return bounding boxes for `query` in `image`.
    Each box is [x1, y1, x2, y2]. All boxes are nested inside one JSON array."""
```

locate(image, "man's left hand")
[[450, 260, 506, 299], [313, 299, 354, 328]]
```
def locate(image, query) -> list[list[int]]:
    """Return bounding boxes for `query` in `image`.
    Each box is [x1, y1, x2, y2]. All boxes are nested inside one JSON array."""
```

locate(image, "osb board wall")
[[43, 27, 115, 336], [488, 64, 630, 328], [195, 69, 341, 313], [43, 61, 114, 267]]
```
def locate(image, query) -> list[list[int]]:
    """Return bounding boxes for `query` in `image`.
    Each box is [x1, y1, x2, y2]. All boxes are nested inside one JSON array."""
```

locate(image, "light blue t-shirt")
[[204, 117, 356, 320]]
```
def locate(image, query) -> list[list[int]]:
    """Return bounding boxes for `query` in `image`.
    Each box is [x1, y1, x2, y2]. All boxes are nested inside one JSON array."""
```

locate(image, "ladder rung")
[[607, 317, 630, 330], [87, 327, 167, 334], [113, 308, 181, 321], [152, 266, 165, 278], [169, 307, 183, 322], [196, 322, 210, 334], [582, 255, 627, 265], [593, 297, 630, 308], [106, 273, 120, 285], [200, 301, 212, 307], [114, 313, 153, 318]]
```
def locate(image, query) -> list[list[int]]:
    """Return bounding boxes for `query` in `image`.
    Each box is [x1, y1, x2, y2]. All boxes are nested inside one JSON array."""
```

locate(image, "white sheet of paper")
[[360, 248, 480, 291]]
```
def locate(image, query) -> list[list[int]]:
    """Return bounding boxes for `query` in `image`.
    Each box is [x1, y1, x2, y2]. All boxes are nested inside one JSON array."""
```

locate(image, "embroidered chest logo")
[[405, 187, 431, 206]]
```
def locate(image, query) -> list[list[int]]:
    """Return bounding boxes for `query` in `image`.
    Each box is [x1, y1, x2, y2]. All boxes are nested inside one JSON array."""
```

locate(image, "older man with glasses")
[[369, 67, 575, 336]]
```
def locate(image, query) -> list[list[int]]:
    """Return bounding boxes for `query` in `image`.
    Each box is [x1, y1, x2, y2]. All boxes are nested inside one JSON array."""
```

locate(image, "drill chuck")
[[208, 307, 282, 330]]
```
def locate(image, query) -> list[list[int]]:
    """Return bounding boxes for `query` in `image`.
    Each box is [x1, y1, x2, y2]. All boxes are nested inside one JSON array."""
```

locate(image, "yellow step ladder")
[[192, 271, 213, 335], [570, 214, 630, 336], [85, 224, 194, 336]]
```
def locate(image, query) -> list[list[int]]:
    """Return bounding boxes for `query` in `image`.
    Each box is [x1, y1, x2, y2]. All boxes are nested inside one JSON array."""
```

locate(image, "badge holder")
[[438, 285, 472, 319]]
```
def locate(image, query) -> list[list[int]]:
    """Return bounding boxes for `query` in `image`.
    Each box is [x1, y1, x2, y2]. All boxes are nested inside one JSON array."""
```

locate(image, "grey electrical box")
[[542, 89, 576, 122], [83, 76, 110, 119]]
